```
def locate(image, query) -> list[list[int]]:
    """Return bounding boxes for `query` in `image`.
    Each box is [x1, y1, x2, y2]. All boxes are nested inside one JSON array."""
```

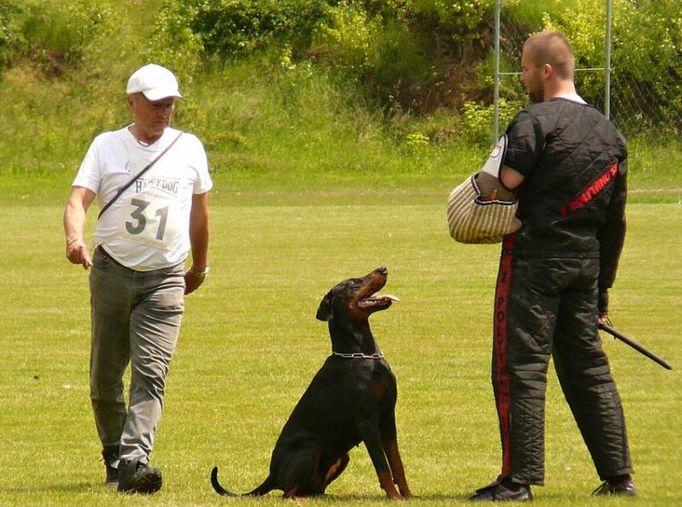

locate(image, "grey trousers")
[[89, 246, 184, 464]]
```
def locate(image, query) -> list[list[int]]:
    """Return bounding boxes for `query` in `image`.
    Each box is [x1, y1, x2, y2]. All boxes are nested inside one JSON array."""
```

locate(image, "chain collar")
[[332, 351, 384, 360]]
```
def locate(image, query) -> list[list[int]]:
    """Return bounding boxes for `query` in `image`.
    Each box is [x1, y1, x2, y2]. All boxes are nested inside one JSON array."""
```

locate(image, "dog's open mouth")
[[357, 294, 400, 310]]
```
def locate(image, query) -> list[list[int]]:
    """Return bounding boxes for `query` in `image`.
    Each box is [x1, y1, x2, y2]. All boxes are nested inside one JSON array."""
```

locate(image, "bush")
[[7, 0, 115, 76], [147, 0, 680, 140], [462, 98, 524, 146], [147, 0, 205, 86], [408, 0, 495, 36], [611, 0, 682, 132], [312, 2, 381, 72], [0, 0, 24, 72], [154, 0, 331, 58], [544, 0, 682, 133], [152, 0, 499, 114], [311, 2, 437, 109]]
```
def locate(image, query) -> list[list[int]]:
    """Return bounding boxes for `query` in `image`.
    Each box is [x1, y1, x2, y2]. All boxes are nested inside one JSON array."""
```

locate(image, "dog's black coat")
[[211, 267, 411, 499]]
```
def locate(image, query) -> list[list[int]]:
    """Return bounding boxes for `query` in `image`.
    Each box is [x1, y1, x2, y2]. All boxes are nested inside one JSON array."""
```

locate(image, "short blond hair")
[[523, 31, 575, 80]]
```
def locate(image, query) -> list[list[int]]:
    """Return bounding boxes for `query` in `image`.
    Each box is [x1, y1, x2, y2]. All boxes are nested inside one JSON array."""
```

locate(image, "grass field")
[[0, 172, 680, 506]]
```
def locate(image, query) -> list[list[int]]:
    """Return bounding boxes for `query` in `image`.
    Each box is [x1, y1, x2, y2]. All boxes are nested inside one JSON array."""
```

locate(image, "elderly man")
[[63, 63, 212, 494], [469, 32, 634, 501]]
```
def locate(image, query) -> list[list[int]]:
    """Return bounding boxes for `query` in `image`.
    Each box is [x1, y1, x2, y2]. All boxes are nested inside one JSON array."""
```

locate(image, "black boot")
[[117, 459, 163, 495], [101, 445, 120, 486], [593, 475, 636, 496], [469, 476, 533, 502]]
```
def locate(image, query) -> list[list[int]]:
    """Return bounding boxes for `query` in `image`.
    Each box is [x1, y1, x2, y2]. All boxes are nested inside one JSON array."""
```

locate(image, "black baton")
[[598, 322, 673, 370]]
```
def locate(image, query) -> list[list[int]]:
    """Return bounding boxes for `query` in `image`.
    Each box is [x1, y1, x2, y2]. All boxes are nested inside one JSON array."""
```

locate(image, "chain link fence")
[[492, 0, 682, 142]]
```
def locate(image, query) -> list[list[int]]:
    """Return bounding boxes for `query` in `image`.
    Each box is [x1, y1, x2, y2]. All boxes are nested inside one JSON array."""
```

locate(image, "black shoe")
[[102, 445, 119, 486], [593, 476, 636, 496], [469, 478, 533, 502], [117, 459, 163, 495]]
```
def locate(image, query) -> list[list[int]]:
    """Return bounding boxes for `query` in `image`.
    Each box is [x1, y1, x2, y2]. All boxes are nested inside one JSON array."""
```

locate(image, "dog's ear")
[[316, 292, 333, 321]]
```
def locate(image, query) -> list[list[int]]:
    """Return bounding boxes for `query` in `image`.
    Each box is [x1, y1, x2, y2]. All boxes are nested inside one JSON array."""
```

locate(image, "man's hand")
[[66, 238, 92, 269], [598, 288, 610, 323], [186, 192, 209, 295], [63, 186, 95, 270], [499, 165, 525, 190], [598, 313, 613, 327], [184, 267, 208, 295]]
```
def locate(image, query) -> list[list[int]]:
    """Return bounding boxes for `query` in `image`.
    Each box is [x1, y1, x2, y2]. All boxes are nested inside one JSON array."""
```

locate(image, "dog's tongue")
[[377, 294, 400, 302]]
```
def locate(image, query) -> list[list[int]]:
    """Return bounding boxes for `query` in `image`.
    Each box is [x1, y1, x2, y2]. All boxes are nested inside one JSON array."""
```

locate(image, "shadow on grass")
[[3, 481, 95, 495], [317, 493, 471, 502]]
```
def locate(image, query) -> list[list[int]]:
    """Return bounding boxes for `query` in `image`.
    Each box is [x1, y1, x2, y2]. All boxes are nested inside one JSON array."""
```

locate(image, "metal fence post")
[[493, 0, 501, 143], [604, 0, 612, 120]]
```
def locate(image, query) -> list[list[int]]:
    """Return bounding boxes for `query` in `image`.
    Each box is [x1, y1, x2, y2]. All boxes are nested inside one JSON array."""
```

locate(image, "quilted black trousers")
[[491, 244, 633, 486]]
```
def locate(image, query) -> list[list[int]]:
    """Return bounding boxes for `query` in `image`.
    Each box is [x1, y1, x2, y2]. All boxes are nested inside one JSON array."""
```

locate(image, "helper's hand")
[[598, 313, 613, 328], [479, 188, 499, 202], [598, 313, 613, 327]]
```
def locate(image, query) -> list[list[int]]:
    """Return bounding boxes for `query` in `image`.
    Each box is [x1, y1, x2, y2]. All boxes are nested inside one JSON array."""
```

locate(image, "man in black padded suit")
[[469, 31, 635, 502]]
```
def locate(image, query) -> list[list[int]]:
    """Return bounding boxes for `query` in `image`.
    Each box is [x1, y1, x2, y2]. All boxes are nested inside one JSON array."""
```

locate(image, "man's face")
[[520, 49, 544, 103], [129, 94, 176, 141]]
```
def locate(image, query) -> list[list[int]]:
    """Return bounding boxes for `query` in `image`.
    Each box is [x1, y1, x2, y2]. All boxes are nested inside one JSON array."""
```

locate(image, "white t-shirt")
[[73, 126, 213, 271]]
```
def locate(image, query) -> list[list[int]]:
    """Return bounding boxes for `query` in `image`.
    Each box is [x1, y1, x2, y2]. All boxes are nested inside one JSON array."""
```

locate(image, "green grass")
[[0, 183, 680, 506]]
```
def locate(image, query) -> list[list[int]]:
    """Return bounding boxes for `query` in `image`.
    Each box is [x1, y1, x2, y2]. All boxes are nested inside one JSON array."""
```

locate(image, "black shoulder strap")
[[98, 131, 184, 220]]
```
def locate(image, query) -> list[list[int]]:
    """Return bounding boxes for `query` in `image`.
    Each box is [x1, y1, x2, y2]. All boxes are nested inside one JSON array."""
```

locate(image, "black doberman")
[[211, 266, 412, 499]]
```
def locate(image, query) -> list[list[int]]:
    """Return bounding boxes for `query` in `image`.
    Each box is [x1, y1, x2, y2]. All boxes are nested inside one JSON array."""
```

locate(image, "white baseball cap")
[[126, 63, 182, 101]]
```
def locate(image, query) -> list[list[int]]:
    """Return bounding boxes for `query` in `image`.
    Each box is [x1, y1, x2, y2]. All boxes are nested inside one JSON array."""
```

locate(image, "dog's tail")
[[211, 466, 275, 497], [211, 467, 237, 496]]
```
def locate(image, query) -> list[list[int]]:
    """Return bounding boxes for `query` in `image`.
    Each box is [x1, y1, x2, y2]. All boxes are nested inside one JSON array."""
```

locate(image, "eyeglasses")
[[140, 94, 176, 112]]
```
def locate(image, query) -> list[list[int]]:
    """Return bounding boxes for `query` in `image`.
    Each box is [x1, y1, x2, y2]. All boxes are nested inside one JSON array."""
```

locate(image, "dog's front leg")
[[357, 420, 401, 499], [380, 413, 412, 498], [382, 439, 412, 498]]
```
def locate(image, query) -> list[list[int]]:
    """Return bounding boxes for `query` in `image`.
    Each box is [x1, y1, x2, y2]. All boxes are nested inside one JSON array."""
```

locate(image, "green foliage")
[[613, 0, 682, 82], [611, 0, 682, 131], [408, 0, 494, 35], [1, 0, 681, 178], [0, 1, 139, 175], [184, 57, 463, 179], [0, 0, 23, 71], [541, 0, 606, 102], [312, 1, 382, 72], [462, 98, 524, 146], [146, 0, 205, 87], [154, 0, 331, 58], [16, 0, 115, 76], [150, 1, 501, 113], [312, 2, 439, 110], [544, 0, 682, 133]]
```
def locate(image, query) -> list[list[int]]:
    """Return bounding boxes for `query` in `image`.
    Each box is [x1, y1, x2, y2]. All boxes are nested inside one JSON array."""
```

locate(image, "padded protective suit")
[[492, 98, 633, 485]]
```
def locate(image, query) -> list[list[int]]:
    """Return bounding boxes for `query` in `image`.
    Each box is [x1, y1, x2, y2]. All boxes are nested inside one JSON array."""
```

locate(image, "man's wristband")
[[66, 238, 82, 248], [190, 266, 210, 278]]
